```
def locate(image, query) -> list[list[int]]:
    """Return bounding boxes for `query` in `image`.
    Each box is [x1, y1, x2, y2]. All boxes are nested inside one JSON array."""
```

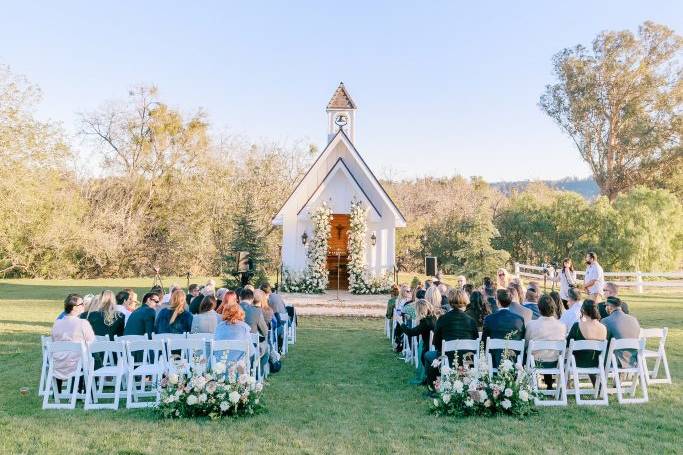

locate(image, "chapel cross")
[[335, 223, 344, 239]]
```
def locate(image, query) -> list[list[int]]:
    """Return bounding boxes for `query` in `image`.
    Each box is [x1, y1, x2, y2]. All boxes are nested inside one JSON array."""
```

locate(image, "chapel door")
[[327, 214, 350, 290]]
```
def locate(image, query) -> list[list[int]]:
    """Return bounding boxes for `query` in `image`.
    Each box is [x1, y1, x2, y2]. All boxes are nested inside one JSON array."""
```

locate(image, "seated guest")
[[525, 294, 567, 389], [81, 290, 125, 340], [239, 288, 269, 370], [522, 288, 541, 320], [56, 293, 83, 320], [400, 299, 437, 368], [549, 290, 564, 316], [186, 283, 200, 307], [482, 284, 498, 313], [482, 289, 525, 368], [566, 300, 607, 381], [155, 289, 193, 334], [598, 282, 630, 319], [253, 289, 274, 327], [601, 296, 640, 367], [559, 288, 583, 331], [507, 284, 532, 324], [466, 290, 490, 330], [190, 296, 218, 334], [216, 288, 228, 309], [261, 283, 289, 351], [214, 301, 253, 362], [424, 289, 479, 387], [463, 284, 474, 297], [385, 284, 400, 320], [159, 283, 181, 310], [456, 275, 467, 290], [190, 286, 214, 314], [124, 292, 159, 337], [437, 284, 449, 312], [51, 294, 94, 393], [217, 291, 237, 317], [424, 285, 442, 316], [115, 289, 137, 324]]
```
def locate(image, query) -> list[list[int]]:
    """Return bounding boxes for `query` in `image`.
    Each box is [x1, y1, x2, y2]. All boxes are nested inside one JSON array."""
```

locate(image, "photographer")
[[548, 258, 578, 307]]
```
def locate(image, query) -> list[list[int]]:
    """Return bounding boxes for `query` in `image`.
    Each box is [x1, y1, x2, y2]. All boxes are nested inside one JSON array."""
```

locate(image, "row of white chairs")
[[387, 319, 671, 387]]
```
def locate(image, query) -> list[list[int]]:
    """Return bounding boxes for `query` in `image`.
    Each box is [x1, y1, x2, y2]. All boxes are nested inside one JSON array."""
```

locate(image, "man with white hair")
[[456, 275, 466, 290]]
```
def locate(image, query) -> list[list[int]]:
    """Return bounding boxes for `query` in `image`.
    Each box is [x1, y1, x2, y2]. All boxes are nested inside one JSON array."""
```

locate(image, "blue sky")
[[1, 1, 681, 181]]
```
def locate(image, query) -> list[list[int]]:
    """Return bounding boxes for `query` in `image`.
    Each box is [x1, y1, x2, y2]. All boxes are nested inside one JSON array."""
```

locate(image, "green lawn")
[[0, 279, 681, 454]]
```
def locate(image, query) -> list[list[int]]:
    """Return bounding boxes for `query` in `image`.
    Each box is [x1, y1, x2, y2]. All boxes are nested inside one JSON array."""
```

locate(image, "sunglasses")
[[150, 299, 160, 304]]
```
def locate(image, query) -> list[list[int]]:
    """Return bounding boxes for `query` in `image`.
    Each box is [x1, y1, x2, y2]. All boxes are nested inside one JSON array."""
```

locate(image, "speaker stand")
[[327, 251, 345, 305]]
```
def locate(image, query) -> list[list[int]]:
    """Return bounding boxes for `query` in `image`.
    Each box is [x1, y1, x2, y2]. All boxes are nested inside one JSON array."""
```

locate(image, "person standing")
[[550, 258, 577, 307], [583, 252, 605, 303]]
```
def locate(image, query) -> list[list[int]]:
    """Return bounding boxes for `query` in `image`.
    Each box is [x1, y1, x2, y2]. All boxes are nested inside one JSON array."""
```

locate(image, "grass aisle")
[[0, 281, 681, 454]]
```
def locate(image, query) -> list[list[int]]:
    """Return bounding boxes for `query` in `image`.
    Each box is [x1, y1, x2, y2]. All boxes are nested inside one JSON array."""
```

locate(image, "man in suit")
[[598, 282, 630, 319], [124, 292, 160, 338], [601, 297, 641, 367], [482, 289, 525, 368], [424, 289, 479, 387], [522, 288, 540, 320], [261, 283, 288, 351], [186, 284, 199, 307], [508, 285, 532, 324], [239, 288, 270, 369]]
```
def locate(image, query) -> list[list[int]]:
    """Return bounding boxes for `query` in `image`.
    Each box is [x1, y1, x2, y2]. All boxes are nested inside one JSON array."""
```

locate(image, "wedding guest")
[[216, 291, 237, 316], [549, 291, 564, 316], [598, 282, 630, 318], [456, 275, 467, 290], [254, 289, 274, 327], [601, 297, 640, 367], [522, 288, 541, 320], [496, 268, 509, 289], [216, 288, 228, 308], [424, 289, 479, 386], [239, 288, 269, 370], [437, 284, 449, 312], [261, 283, 288, 351], [115, 289, 138, 324], [424, 285, 442, 316], [190, 285, 214, 314], [507, 284, 532, 324], [190, 296, 218, 334], [483, 284, 498, 313], [124, 292, 159, 337], [186, 284, 200, 307], [385, 285, 400, 320], [549, 258, 577, 307], [566, 300, 607, 383], [400, 299, 437, 371], [214, 301, 253, 362], [525, 294, 567, 389], [583, 251, 605, 302], [482, 289, 525, 368], [56, 293, 82, 320], [393, 285, 412, 351], [51, 294, 94, 393], [463, 283, 474, 297], [81, 290, 125, 340], [155, 289, 192, 334], [466, 290, 490, 330], [560, 288, 583, 331], [159, 284, 181, 309]]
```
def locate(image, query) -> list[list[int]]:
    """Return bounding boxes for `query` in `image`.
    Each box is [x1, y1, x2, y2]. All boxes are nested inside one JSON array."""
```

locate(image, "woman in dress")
[[566, 300, 607, 384], [190, 295, 218, 334], [155, 289, 193, 334], [81, 290, 125, 340], [551, 258, 577, 309], [465, 290, 490, 330], [400, 298, 437, 383]]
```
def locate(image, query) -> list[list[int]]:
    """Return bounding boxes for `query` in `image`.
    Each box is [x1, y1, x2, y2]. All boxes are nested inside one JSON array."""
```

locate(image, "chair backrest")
[[527, 339, 566, 353], [48, 340, 85, 355], [114, 334, 148, 342], [94, 335, 110, 342], [608, 337, 643, 352], [125, 339, 165, 365], [152, 333, 186, 340], [167, 337, 206, 352], [41, 335, 50, 352], [187, 332, 214, 340], [88, 340, 125, 355], [442, 339, 479, 355], [568, 339, 607, 353], [486, 338, 525, 352], [211, 339, 250, 359]]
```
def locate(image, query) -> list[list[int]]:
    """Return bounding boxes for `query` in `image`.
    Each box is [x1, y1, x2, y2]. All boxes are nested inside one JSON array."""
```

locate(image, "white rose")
[[465, 398, 474, 407], [229, 391, 241, 404], [468, 380, 478, 391], [168, 373, 179, 385], [433, 398, 439, 407], [519, 390, 529, 402], [442, 393, 451, 404], [478, 390, 487, 402], [453, 380, 464, 393], [440, 380, 452, 392], [463, 377, 471, 385], [500, 359, 514, 372], [501, 399, 512, 409], [255, 398, 259, 405], [441, 364, 452, 376], [247, 376, 256, 386], [198, 393, 207, 403], [254, 383, 263, 393], [504, 388, 513, 398], [484, 399, 492, 408], [219, 401, 229, 412], [186, 395, 198, 406]]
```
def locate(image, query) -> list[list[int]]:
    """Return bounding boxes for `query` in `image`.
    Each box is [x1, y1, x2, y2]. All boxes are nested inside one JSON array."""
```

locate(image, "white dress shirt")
[[524, 316, 567, 362], [584, 262, 604, 295], [560, 301, 583, 331]]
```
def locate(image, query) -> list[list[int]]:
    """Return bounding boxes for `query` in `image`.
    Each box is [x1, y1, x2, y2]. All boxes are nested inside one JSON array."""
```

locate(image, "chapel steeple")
[[326, 82, 357, 143]]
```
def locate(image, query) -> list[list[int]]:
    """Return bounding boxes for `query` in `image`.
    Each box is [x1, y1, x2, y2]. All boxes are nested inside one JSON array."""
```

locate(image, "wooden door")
[[327, 214, 349, 290]]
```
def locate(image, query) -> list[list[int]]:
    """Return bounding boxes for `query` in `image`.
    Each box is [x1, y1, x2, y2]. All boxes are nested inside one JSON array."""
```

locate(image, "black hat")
[[606, 296, 621, 306]]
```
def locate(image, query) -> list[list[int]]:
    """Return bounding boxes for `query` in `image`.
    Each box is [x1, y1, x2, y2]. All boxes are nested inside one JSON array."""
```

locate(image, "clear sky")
[[1, 1, 681, 181]]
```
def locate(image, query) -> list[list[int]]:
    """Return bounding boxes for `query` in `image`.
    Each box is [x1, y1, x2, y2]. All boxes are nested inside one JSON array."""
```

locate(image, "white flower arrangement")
[[156, 358, 264, 420], [347, 199, 394, 294], [431, 341, 538, 417]]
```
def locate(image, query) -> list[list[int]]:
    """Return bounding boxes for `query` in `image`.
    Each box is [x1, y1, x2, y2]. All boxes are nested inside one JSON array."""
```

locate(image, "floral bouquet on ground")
[[156, 357, 264, 420], [431, 343, 538, 417]]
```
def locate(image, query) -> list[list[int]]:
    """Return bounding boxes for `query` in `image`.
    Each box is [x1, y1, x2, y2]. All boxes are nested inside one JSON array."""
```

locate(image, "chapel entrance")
[[327, 214, 349, 290]]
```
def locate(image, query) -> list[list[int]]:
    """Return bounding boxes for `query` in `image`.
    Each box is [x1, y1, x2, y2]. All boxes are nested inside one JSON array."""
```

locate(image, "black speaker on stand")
[[425, 256, 437, 277]]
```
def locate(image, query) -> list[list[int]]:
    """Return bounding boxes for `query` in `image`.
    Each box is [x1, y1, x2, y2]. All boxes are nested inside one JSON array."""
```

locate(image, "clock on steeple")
[[326, 82, 357, 143]]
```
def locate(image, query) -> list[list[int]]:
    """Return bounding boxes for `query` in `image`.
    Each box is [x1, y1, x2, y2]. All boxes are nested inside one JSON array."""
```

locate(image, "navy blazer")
[[523, 302, 540, 320], [481, 309, 525, 367], [124, 304, 156, 338]]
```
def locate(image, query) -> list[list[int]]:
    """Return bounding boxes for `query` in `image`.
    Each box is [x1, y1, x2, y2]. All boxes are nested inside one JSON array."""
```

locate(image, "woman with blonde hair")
[[155, 289, 193, 334], [400, 298, 437, 382], [253, 289, 274, 327], [496, 268, 509, 289], [424, 285, 443, 315], [81, 290, 125, 340]]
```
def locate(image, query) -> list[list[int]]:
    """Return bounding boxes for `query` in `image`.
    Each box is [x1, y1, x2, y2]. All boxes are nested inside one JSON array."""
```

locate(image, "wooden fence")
[[513, 262, 683, 293]]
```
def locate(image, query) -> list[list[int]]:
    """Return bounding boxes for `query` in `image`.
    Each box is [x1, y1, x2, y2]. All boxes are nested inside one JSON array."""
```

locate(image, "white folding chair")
[[166, 337, 207, 375], [210, 339, 251, 378], [640, 328, 671, 385], [486, 338, 525, 374], [526, 340, 567, 406], [94, 335, 110, 342], [151, 333, 186, 341], [42, 341, 88, 409], [385, 318, 391, 338], [125, 339, 166, 408], [251, 333, 266, 382], [565, 339, 608, 405], [286, 307, 297, 344], [279, 313, 290, 355], [442, 339, 480, 369], [84, 341, 126, 410], [114, 334, 148, 342], [605, 338, 649, 404], [411, 336, 420, 368], [187, 332, 215, 340], [38, 336, 50, 396]]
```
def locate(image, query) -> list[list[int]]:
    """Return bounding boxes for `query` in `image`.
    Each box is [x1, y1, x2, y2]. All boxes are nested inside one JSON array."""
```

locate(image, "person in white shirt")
[[559, 287, 583, 331], [525, 295, 567, 389], [582, 252, 604, 302]]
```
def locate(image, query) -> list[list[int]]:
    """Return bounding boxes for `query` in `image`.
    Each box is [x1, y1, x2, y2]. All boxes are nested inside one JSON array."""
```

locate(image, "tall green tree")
[[540, 21, 683, 201]]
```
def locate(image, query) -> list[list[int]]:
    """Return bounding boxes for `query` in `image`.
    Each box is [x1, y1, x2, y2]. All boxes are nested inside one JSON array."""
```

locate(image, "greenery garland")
[[348, 200, 393, 294]]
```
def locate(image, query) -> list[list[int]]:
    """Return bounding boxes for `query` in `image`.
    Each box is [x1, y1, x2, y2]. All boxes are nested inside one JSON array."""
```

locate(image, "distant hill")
[[491, 177, 600, 200]]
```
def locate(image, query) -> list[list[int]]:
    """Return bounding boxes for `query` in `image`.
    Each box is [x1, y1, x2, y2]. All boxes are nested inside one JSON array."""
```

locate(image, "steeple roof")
[[326, 82, 357, 110]]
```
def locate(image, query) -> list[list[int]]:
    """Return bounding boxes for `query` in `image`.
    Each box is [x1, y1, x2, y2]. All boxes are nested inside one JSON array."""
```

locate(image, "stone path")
[[281, 291, 388, 317]]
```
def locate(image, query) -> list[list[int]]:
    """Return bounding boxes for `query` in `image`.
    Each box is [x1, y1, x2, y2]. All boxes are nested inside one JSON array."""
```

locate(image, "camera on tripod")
[[541, 262, 558, 275]]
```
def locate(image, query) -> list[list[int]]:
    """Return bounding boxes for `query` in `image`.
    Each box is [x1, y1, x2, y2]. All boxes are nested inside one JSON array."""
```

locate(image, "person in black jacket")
[[400, 299, 437, 369], [124, 292, 160, 338], [81, 290, 125, 340], [482, 289, 525, 368], [423, 289, 479, 386]]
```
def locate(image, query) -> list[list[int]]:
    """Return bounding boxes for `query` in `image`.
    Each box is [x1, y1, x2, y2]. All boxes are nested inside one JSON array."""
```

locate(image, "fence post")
[[636, 271, 643, 294], [514, 262, 520, 277]]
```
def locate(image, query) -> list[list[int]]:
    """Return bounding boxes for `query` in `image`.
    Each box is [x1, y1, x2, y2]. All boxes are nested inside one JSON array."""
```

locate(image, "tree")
[[540, 21, 683, 201], [224, 198, 266, 274]]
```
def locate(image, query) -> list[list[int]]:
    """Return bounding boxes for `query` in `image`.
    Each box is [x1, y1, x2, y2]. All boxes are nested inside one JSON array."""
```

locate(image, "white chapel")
[[272, 83, 406, 289]]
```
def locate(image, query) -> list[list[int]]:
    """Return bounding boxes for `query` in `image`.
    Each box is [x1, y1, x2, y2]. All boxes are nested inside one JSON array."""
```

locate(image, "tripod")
[[327, 251, 345, 304], [152, 268, 164, 293]]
